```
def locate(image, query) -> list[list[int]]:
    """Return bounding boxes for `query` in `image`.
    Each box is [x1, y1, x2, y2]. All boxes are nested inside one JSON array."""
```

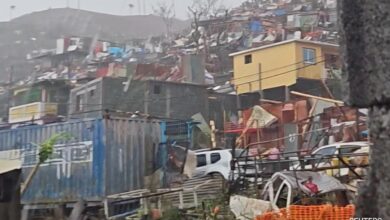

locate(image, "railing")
[[9, 102, 58, 123], [105, 176, 224, 219], [230, 150, 370, 194]]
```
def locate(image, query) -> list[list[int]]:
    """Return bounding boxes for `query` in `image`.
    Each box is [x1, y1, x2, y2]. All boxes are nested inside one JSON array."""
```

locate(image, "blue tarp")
[[250, 20, 263, 33], [108, 47, 125, 58], [273, 9, 287, 16]]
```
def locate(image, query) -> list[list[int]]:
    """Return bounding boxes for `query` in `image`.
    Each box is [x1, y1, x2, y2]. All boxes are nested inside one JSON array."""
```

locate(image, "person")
[[303, 176, 320, 195], [267, 147, 281, 160]]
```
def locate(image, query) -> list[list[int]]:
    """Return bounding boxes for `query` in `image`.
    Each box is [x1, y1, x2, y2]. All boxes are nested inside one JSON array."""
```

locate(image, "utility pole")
[[258, 63, 264, 101], [77, 0, 81, 9]]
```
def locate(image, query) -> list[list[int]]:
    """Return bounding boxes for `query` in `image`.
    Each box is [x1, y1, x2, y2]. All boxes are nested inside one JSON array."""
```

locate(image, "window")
[[313, 146, 336, 163], [244, 54, 252, 64], [89, 89, 95, 97], [153, 85, 161, 94], [303, 48, 316, 64], [211, 153, 221, 164], [339, 145, 363, 154], [315, 147, 337, 156], [196, 154, 207, 167], [76, 94, 83, 112]]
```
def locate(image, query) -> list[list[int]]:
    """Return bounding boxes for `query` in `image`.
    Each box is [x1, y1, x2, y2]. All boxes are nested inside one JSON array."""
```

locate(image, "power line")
[[4, 55, 336, 119], [4, 79, 341, 119], [232, 55, 326, 81], [234, 59, 326, 87], [12, 59, 328, 112], [11, 91, 209, 108], [244, 121, 354, 149], [3, 92, 211, 118], [4, 67, 338, 118]]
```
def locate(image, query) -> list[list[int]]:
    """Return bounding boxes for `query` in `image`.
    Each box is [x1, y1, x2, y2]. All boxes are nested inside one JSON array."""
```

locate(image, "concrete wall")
[[69, 78, 212, 121], [233, 42, 297, 93], [68, 78, 105, 119], [102, 78, 146, 114], [146, 81, 209, 120]]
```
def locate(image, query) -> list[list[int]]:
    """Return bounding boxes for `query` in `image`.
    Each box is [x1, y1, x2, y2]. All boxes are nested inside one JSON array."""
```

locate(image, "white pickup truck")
[[290, 142, 370, 176], [192, 149, 257, 180]]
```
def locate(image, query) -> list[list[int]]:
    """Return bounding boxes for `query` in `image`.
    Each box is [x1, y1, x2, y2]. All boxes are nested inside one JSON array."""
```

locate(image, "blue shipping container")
[[0, 118, 162, 204]]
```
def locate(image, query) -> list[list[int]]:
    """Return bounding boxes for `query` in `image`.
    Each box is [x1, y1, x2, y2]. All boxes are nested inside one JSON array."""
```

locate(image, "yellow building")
[[230, 39, 339, 94]]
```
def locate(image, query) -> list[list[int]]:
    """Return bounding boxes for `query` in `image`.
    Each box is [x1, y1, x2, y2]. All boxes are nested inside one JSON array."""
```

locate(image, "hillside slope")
[[0, 8, 190, 81]]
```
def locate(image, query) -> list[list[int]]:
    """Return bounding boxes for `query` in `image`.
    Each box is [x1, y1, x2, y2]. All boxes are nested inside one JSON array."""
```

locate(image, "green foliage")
[[33, 133, 71, 163], [160, 207, 181, 220]]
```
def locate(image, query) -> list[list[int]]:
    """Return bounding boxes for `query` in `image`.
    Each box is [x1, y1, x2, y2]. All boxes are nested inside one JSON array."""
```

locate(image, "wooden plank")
[[179, 191, 184, 209], [260, 99, 283, 104], [302, 99, 318, 139], [192, 191, 198, 206], [290, 91, 344, 104]]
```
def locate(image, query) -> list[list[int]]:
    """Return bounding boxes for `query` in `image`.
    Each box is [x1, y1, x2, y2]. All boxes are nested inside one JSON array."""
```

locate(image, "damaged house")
[[68, 77, 237, 148]]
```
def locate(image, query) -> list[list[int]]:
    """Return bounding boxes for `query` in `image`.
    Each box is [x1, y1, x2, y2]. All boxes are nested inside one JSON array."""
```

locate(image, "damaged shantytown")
[[0, 0, 380, 219]]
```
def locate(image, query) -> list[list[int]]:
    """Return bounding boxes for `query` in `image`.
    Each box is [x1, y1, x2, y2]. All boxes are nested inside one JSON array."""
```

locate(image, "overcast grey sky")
[[1, 0, 246, 21]]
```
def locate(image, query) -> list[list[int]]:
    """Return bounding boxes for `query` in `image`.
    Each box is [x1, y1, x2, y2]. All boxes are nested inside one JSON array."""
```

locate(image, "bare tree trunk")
[[339, 0, 390, 218], [20, 162, 41, 195]]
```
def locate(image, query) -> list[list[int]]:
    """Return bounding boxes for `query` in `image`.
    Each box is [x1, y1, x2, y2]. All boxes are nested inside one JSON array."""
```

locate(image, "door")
[[193, 154, 208, 177], [274, 180, 292, 208]]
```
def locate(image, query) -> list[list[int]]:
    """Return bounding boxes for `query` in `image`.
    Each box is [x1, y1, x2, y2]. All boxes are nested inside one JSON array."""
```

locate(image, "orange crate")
[[255, 205, 355, 220]]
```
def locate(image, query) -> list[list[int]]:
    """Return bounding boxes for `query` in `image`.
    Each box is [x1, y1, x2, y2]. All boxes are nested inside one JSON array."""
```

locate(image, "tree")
[[187, 6, 203, 54], [21, 133, 71, 195], [191, 0, 224, 18], [153, 1, 175, 37]]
